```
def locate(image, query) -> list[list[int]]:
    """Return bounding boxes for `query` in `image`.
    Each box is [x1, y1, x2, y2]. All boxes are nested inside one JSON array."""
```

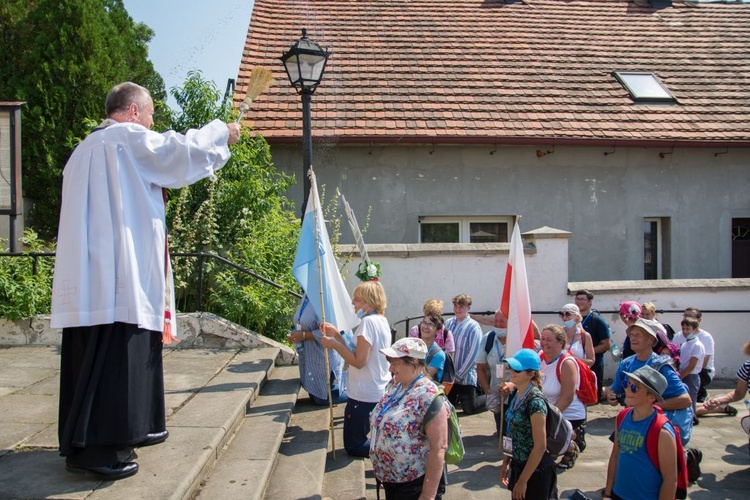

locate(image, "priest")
[[51, 82, 241, 480]]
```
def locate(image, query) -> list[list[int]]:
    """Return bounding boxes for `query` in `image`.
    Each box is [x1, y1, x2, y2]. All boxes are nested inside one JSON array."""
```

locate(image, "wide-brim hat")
[[624, 365, 667, 401], [626, 318, 661, 340]]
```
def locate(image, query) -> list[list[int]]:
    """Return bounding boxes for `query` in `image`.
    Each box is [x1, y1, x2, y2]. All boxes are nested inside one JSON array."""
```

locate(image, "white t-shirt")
[[346, 314, 391, 402], [679, 337, 705, 376], [541, 354, 586, 421], [673, 328, 715, 375]]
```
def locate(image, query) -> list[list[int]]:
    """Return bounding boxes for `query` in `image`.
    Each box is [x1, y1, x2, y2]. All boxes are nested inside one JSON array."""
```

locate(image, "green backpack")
[[424, 388, 465, 464]]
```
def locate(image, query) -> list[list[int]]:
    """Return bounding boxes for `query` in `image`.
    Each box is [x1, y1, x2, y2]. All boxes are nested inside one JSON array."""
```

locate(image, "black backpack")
[[509, 389, 573, 458], [425, 342, 456, 386]]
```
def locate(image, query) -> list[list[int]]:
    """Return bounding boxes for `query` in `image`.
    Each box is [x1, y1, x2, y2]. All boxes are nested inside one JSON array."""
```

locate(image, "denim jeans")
[[344, 398, 377, 457]]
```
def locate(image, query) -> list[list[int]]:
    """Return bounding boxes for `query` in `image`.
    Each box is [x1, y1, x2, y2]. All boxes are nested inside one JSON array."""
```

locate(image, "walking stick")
[[309, 166, 336, 459]]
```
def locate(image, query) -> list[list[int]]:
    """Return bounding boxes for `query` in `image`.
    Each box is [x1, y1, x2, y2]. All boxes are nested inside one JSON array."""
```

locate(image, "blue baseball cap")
[[503, 348, 541, 371]]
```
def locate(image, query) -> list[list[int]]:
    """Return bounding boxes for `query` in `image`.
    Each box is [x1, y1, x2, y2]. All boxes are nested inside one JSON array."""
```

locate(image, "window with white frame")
[[419, 216, 514, 243]]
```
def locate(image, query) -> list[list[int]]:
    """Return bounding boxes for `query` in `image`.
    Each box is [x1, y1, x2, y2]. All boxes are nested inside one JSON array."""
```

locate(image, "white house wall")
[[271, 143, 750, 282], [336, 228, 750, 381]]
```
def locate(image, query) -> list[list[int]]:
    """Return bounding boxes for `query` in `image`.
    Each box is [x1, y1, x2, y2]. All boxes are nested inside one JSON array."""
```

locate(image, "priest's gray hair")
[[105, 82, 151, 116]]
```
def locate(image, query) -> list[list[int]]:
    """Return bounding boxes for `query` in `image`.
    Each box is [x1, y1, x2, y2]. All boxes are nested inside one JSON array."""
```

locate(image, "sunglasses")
[[623, 380, 641, 393], [509, 367, 532, 373], [558, 312, 573, 318], [419, 321, 436, 329]]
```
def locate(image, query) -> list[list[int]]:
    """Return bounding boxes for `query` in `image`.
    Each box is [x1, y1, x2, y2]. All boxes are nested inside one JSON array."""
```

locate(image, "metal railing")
[[392, 308, 750, 344], [0, 251, 302, 312]]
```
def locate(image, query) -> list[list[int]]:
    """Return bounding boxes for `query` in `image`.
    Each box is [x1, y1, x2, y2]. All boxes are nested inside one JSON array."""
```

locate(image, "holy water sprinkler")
[[236, 67, 274, 123]]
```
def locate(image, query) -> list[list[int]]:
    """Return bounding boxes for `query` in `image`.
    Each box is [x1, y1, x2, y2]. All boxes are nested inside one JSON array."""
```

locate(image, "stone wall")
[[0, 312, 297, 366]]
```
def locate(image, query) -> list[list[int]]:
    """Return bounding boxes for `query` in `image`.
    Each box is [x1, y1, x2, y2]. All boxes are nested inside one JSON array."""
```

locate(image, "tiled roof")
[[236, 0, 750, 145]]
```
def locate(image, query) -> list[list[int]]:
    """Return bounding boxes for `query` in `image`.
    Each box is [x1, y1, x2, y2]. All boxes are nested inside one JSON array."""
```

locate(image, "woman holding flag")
[[321, 280, 391, 457], [288, 295, 348, 406]]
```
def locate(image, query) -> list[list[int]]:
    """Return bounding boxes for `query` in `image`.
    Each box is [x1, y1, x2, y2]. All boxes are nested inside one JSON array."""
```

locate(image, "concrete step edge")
[[87, 347, 280, 500], [194, 364, 301, 500], [262, 390, 346, 500]]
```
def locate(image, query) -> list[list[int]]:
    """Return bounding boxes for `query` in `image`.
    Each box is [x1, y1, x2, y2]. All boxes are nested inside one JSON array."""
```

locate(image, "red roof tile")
[[236, 0, 750, 144]]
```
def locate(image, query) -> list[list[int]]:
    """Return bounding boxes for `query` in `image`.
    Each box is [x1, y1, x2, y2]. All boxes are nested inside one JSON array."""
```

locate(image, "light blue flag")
[[292, 171, 360, 333]]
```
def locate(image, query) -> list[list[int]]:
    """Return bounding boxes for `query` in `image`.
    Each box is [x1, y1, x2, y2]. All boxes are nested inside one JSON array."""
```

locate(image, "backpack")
[[425, 342, 456, 394], [484, 330, 496, 353], [616, 406, 689, 499], [424, 387, 464, 464], [545, 352, 599, 406], [510, 389, 573, 457]]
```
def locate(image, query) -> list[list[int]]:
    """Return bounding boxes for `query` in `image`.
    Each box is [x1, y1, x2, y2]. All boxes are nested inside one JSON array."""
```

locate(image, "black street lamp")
[[280, 28, 331, 220]]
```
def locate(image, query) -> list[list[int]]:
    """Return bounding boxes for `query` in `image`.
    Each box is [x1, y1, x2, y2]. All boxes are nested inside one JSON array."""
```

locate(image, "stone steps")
[[194, 364, 300, 499], [91, 347, 280, 500]]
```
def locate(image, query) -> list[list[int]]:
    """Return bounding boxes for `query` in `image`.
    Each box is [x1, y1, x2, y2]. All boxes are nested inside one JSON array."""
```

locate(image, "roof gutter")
[[264, 135, 750, 149]]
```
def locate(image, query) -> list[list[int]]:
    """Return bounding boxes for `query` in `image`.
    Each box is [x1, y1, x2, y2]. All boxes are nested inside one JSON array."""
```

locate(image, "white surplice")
[[51, 119, 231, 336]]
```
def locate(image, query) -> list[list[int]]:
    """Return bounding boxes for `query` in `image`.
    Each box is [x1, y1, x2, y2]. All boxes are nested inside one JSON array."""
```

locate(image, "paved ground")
[[437, 385, 750, 499], [1, 345, 748, 499]]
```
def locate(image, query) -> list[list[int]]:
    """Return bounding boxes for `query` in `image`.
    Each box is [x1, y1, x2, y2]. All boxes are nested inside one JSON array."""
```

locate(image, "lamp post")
[[280, 29, 331, 221]]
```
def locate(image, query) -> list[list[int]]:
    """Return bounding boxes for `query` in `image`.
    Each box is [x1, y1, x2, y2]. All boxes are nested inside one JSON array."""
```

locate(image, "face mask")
[[496, 329, 508, 338], [356, 308, 367, 319], [563, 319, 576, 329]]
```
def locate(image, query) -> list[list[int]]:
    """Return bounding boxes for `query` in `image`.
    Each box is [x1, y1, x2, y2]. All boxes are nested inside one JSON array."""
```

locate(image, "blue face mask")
[[563, 319, 576, 329]]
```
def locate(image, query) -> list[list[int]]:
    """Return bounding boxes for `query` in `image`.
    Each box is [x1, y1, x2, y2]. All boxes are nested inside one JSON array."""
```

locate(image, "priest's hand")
[[226, 122, 241, 145]]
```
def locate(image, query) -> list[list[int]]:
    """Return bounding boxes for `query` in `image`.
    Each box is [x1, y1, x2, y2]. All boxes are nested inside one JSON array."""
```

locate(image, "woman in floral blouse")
[[501, 348, 558, 500], [370, 337, 448, 499]]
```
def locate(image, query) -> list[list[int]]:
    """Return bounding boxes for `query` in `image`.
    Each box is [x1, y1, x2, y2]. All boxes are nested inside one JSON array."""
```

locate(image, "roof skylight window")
[[612, 71, 676, 103]]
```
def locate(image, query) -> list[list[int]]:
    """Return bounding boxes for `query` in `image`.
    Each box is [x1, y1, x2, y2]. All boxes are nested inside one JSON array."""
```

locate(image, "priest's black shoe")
[[138, 430, 169, 447], [65, 461, 139, 480]]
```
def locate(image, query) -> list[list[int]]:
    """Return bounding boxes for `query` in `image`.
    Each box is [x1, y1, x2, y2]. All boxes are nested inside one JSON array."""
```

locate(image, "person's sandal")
[[557, 443, 579, 469], [724, 404, 738, 416]]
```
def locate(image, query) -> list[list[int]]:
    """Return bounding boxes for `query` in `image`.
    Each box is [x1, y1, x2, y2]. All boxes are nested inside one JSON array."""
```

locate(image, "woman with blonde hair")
[[539, 324, 586, 469], [321, 280, 391, 457]]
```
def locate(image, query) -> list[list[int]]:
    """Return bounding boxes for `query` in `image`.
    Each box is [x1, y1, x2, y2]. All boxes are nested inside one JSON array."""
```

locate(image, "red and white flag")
[[500, 222, 536, 356]]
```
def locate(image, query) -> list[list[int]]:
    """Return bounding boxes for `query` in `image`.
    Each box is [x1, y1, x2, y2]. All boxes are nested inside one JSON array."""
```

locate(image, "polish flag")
[[500, 222, 536, 356]]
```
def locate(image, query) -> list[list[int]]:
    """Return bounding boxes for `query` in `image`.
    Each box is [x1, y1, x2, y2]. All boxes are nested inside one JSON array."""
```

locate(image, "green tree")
[[0, 0, 165, 238], [0, 230, 55, 320], [165, 71, 301, 341]]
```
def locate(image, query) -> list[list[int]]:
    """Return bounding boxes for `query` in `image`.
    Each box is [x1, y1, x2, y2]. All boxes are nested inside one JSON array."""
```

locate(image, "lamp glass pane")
[[299, 53, 326, 83], [284, 55, 301, 85]]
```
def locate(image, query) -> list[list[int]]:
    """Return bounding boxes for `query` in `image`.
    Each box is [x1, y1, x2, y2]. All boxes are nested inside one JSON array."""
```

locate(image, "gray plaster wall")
[[271, 142, 750, 282]]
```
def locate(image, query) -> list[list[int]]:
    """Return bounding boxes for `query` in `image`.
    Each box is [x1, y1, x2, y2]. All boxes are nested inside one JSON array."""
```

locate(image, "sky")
[[122, 0, 255, 109]]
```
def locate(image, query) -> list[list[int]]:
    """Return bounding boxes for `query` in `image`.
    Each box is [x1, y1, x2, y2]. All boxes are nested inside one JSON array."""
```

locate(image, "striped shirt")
[[445, 316, 483, 385], [293, 298, 346, 401], [738, 360, 750, 394]]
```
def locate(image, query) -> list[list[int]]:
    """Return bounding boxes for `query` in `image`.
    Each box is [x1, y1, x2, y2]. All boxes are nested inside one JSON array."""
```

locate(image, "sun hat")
[[560, 303, 580, 315], [380, 337, 428, 360], [626, 318, 661, 340], [503, 348, 541, 371], [619, 301, 642, 320], [624, 365, 667, 401]]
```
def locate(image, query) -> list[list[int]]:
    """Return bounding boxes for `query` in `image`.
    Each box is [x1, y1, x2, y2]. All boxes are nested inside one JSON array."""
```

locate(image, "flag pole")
[[309, 166, 336, 459]]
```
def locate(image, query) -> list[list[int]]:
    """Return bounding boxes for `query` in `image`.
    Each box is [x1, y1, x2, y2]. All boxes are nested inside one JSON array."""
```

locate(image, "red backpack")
[[542, 352, 599, 406], [616, 406, 689, 499]]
